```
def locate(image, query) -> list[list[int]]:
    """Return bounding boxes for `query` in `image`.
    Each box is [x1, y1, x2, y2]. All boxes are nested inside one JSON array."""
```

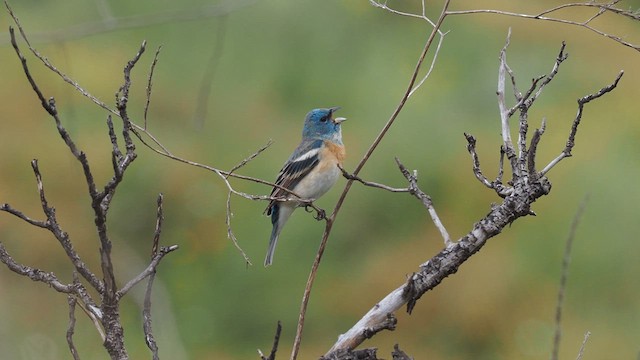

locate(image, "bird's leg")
[[303, 203, 326, 221], [314, 208, 326, 221]]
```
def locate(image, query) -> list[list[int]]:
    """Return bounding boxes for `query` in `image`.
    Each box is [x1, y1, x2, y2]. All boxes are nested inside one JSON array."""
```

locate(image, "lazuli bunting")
[[264, 107, 346, 266]]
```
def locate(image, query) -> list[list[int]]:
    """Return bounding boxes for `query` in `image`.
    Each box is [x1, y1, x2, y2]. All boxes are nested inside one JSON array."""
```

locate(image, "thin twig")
[[227, 140, 274, 177], [575, 331, 591, 360], [193, 15, 228, 129], [0, 242, 73, 293], [497, 28, 518, 174], [226, 191, 252, 265], [258, 321, 282, 360], [99, 41, 149, 307], [463, 134, 512, 197], [464, 133, 496, 189], [551, 195, 589, 360], [518, 42, 568, 115], [395, 158, 451, 246], [35, 159, 103, 291], [527, 118, 546, 180], [291, 2, 452, 359], [144, 46, 162, 130], [5, 2, 120, 116], [445, 2, 640, 52], [107, 115, 124, 167], [340, 159, 451, 245], [539, 71, 623, 176], [66, 296, 81, 360], [5, 3, 173, 156], [0, 203, 48, 228], [391, 344, 413, 360], [326, 29, 619, 356], [7, 4, 317, 229], [117, 245, 179, 298], [142, 193, 164, 359], [9, 25, 105, 292], [1, 0, 256, 45], [143, 269, 159, 360], [339, 165, 409, 193], [74, 299, 106, 341]]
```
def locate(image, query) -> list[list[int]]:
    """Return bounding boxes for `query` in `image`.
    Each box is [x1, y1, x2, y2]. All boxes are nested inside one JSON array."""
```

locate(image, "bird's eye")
[[320, 115, 328, 122]]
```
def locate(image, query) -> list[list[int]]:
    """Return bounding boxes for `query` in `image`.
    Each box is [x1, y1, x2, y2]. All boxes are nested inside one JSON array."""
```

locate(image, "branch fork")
[[1, 14, 179, 358], [324, 33, 622, 358]]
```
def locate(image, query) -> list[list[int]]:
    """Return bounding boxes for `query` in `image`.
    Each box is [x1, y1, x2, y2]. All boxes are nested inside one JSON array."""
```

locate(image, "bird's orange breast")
[[322, 140, 346, 164]]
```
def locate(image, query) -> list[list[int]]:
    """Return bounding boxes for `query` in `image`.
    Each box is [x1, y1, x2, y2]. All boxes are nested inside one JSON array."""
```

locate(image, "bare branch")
[[0, 203, 48, 228], [97, 41, 148, 308], [327, 172, 552, 354], [466, 135, 494, 188], [107, 115, 124, 167], [72, 299, 105, 342], [227, 140, 274, 177], [293, 2, 452, 358], [143, 268, 160, 360], [527, 118, 546, 180], [1, 0, 256, 45], [226, 191, 252, 265], [341, 158, 452, 246], [7, 5, 320, 238], [539, 71, 623, 176], [5, 3, 173, 158], [391, 344, 413, 360], [327, 33, 619, 356], [4, 6, 183, 358], [117, 245, 178, 299], [34, 159, 104, 291], [512, 42, 568, 118], [142, 193, 164, 359], [66, 296, 81, 360], [5, 3, 120, 116], [193, 16, 228, 128], [0, 242, 73, 293], [151, 194, 164, 257], [395, 158, 451, 246], [339, 165, 409, 193], [258, 321, 282, 360], [464, 134, 512, 197], [551, 196, 589, 360], [327, 285, 404, 354], [144, 46, 162, 129], [576, 331, 591, 360], [446, 2, 640, 52], [320, 348, 379, 360], [497, 29, 518, 173]]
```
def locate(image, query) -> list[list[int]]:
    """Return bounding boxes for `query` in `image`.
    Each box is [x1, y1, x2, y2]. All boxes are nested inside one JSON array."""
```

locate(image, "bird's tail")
[[264, 226, 279, 266], [264, 203, 294, 266]]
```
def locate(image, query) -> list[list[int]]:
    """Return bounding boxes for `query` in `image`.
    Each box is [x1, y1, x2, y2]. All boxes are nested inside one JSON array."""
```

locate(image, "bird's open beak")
[[329, 107, 346, 124]]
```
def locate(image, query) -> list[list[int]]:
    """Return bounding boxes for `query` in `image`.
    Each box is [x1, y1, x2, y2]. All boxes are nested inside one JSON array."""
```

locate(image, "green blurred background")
[[1, 0, 639, 359]]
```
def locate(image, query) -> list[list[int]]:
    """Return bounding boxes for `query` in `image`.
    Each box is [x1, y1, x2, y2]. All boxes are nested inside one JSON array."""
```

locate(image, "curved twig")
[[290, 1, 452, 359]]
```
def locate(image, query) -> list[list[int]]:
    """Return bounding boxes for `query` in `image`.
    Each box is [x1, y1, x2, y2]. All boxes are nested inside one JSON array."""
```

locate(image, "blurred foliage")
[[1, 0, 639, 359]]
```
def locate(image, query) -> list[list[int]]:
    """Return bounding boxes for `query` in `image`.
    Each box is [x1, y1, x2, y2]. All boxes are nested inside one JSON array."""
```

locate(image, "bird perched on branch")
[[264, 107, 347, 266]]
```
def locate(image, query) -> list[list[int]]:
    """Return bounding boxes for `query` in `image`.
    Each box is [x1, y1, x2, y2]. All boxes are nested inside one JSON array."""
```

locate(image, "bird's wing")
[[266, 139, 323, 214]]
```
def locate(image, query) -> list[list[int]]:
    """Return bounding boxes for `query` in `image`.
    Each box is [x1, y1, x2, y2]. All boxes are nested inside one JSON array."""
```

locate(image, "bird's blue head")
[[301, 107, 346, 143]]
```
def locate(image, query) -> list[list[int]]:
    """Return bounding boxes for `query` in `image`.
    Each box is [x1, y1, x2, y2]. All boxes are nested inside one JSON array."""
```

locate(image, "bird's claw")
[[304, 205, 326, 221]]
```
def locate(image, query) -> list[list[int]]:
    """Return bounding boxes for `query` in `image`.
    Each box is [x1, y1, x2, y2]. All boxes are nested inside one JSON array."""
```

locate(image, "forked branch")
[[2, 14, 179, 358], [325, 36, 621, 357]]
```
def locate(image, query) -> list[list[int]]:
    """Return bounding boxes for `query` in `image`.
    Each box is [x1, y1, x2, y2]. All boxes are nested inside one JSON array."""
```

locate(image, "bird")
[[264, 107, 346, 266]]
